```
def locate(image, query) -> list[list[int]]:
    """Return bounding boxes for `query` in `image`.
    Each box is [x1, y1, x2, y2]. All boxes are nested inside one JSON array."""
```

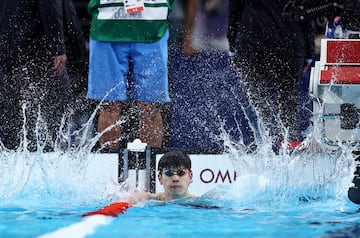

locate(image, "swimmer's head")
[[158, 151, 191, 171]]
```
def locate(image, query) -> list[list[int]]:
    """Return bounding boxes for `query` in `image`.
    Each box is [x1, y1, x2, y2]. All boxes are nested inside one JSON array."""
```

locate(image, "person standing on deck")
[[0, 0, 72, 151], [87, 0, 175, 150]]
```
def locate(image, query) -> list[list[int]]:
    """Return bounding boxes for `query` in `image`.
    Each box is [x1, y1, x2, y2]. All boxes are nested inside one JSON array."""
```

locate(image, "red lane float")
[[82, 202, 131, 217]]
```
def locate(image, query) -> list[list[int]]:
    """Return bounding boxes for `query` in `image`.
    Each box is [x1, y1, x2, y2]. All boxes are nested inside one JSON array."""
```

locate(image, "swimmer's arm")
[[124, 192, 166, 205]]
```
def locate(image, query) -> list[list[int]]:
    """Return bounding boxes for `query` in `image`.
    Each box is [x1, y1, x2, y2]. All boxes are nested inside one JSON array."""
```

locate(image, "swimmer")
[[125, 150, 196, 204], [83, 151, 196, 217]]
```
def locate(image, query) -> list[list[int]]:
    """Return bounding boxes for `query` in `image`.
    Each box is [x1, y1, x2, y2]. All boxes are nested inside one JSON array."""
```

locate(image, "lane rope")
[[38, 202, 131, 238]]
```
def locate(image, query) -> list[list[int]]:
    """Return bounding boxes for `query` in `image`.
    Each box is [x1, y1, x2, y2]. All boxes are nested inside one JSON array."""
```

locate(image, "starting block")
[[118, 139, 154, 192], [309, 39, 360, 151]]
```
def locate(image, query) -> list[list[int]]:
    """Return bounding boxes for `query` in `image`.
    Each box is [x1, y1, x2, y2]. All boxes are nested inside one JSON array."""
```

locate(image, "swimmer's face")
[[158, 167, 193, 199]]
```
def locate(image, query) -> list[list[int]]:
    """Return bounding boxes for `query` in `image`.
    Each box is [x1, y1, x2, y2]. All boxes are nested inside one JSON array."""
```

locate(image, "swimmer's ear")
[[189, 170, 193, 183], [158, 172, 164, 185]]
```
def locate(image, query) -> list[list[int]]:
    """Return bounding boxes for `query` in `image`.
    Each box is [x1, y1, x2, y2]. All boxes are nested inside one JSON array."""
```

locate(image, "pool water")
[[1, 193, 360, 238], [87, 200, 360, 238]]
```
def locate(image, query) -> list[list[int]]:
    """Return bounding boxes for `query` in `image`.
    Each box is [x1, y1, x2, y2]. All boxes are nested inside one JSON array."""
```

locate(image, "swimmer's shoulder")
[[126, 191, 197, 204], [148, 192, 197, 201]]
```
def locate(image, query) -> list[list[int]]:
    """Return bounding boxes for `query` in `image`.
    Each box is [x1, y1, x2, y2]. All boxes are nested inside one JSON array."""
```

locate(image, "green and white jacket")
[[88, 0, 175, 42]]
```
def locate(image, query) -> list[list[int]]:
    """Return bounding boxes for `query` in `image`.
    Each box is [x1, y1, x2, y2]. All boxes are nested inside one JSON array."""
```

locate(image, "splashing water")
[[0, 102, 123, 206], [212, 99, 357, 208], [0, 92, 358, 211]]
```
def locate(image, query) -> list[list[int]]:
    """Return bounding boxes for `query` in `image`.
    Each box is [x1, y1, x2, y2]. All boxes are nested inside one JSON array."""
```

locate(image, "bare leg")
[[97, 102, 122, 150], [138, 102, 163, 147]]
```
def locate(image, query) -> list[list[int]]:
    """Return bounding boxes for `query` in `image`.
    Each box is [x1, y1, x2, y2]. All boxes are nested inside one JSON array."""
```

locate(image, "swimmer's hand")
[[124, 191, 165, 205]]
